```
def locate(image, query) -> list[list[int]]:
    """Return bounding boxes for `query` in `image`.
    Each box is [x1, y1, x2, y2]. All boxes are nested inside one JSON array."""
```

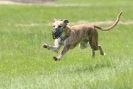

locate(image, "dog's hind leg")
[[88, 30, 99, 57], [89, 40, 97, 57], [89, 40, 105, 56], [89, 42, 105, 57], [88, 29, 105, 57], [98, 45, 105, 55], [92, 49, 95, 57]]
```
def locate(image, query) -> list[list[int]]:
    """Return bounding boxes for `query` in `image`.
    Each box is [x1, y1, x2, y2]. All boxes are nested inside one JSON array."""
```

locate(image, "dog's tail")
[[94, 11, 122, 31]]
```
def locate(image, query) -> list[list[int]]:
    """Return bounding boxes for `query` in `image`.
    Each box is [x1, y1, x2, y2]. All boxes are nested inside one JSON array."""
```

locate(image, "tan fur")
[[43, 11, 122, 61]]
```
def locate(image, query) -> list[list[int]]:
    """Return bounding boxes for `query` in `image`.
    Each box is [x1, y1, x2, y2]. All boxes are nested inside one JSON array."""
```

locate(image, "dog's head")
[[52, 19, 69, 39]]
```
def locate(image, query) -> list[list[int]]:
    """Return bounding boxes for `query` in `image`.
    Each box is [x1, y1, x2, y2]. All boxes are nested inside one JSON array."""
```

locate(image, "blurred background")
[[0, 0, 54, 3], [0, 0, 133, 89]]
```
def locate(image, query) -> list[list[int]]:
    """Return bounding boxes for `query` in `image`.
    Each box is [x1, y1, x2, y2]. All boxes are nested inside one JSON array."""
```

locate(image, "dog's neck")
[[63, 25, 71, 37], [64, 25, 71, 30]]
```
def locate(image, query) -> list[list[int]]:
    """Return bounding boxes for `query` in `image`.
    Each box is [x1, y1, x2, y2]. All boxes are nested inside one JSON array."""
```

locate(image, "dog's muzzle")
[[52, 28, 63, 39]]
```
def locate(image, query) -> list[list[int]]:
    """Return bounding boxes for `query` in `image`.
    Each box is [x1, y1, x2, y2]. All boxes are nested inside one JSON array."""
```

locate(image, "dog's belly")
[[64, 30, 89, 49], [64, 36, 81, 49]]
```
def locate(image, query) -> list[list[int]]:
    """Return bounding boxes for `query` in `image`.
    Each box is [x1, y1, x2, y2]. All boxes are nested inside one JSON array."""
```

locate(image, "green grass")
[[0, 0, 133, 89]]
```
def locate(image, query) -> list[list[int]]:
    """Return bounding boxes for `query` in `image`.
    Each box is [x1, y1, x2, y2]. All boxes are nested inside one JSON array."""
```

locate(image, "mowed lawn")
[[0, 0, 133, 89]]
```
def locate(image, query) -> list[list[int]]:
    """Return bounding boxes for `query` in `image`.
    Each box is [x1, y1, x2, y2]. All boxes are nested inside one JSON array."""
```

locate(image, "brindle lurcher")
[[43, 11, 122, 61]]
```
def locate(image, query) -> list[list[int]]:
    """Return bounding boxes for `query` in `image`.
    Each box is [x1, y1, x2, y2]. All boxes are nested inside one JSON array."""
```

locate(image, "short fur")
[[43, 11, 122, 61]]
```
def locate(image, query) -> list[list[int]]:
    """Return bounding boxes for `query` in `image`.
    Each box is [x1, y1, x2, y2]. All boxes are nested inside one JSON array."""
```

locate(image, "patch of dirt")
[[0, 0, 54, 4], [0, 1, 15, 4]]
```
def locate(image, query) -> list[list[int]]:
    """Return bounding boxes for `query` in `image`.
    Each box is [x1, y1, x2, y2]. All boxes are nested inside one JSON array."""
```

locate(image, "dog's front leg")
[[43, 38, 61, 52], [53, 45, 70, 61]]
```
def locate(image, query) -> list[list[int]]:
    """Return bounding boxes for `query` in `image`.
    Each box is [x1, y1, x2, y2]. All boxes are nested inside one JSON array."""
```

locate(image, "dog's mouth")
[[52, 28, 63, 39]]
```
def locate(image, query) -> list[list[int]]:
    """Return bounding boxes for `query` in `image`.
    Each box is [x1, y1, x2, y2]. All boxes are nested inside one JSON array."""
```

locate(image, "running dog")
[[43, 11, 122, 61]]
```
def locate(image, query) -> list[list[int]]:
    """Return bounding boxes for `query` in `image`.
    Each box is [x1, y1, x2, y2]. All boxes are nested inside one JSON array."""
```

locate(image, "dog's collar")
[[63, 25, 66, 29]]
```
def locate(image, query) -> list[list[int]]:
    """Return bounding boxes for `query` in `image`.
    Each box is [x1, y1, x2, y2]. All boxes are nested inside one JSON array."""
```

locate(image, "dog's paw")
[[101, 52, 106, 56], [103, 53, 106, 56], [43, 43, 48, 48], [53, 56, 60, 61]]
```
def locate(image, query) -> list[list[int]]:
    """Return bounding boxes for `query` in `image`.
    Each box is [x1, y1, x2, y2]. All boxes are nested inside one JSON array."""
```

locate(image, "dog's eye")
[[58, 26, 62, 28], [53, 26, 55, 27]]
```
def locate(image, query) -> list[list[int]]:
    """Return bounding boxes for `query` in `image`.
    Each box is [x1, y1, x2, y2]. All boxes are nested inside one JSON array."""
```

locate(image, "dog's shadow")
[[58, 62, 112, 74]]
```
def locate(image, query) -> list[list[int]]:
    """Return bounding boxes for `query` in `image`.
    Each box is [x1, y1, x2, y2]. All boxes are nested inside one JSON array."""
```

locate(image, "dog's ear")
[[63, 20, 69, 24]]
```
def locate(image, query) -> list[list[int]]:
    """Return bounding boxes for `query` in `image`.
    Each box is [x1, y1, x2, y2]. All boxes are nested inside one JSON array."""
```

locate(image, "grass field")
[[0, 0, 133, 89]]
